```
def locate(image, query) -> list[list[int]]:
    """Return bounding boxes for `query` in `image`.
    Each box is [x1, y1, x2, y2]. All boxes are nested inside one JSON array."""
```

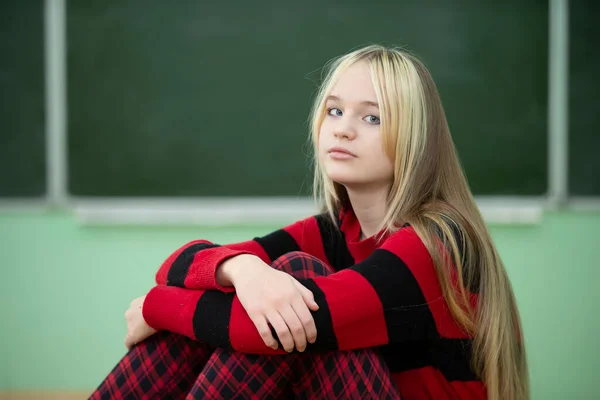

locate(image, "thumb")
[[294, 280, 319, 311]]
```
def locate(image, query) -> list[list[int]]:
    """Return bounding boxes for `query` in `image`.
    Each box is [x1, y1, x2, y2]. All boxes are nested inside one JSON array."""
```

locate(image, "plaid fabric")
[[89, 330, 213, 400], [270, 250, 336, 279], [91, 251, 401, 399], [187, 346, 401, 399], [186, 349, 294, 399], [290, 348, 400, 400]]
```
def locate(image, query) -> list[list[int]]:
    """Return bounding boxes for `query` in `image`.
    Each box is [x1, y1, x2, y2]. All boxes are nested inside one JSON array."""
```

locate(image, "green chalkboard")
[[569, 0, 600, 196], [66, 0, 549, 197], [0, 0, 46, 197]]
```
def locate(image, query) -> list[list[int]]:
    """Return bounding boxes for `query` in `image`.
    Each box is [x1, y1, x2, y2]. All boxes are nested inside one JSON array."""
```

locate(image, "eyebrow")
[[325, 95, 379, 108]]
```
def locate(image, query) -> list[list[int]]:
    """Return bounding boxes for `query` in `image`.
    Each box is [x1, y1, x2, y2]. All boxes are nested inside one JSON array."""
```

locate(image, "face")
[[318, 61, 394, 190]]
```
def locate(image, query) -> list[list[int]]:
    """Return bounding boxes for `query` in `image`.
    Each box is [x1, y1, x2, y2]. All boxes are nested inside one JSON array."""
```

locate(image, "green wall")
[[0, 210, 598, 399]]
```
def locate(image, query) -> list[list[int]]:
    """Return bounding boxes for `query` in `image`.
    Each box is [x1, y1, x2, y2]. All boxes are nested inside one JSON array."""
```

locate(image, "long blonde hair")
[[309, 45, 529, 400]]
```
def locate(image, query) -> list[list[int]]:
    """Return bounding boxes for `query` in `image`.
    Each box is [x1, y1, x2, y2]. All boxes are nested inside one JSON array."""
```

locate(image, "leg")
[[88, 252, 328, 400], [291, 348, 400, 399], [89, 331, 213, 400], [185, 349, 295, 400], [187, 252, 401, 399]]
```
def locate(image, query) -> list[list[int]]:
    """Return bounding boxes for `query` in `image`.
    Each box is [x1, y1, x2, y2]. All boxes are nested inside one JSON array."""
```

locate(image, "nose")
[[333, 117, 357, 140]]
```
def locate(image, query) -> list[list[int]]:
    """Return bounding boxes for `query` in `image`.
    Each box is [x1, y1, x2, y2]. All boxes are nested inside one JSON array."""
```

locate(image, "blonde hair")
[[309, 45, 529, 400]]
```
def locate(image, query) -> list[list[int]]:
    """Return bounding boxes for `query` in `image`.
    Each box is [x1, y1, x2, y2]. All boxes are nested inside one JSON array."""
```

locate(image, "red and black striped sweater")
[[143, 208, 486, 399]]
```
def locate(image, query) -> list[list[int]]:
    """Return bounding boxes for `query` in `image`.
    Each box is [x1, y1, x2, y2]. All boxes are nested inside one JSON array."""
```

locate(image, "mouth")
[[328, 147, 357, 159]]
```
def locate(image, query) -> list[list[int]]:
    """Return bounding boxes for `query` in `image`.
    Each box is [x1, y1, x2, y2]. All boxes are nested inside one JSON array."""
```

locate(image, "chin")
[[325, 171, 361, 187], [322, 160, 367, 186]]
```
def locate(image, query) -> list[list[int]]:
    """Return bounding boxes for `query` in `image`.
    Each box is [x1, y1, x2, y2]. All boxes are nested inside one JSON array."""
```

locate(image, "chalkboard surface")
[[66, 0, 549, 197], [0, 0, 46, 197], [569, 0, 600, 196]]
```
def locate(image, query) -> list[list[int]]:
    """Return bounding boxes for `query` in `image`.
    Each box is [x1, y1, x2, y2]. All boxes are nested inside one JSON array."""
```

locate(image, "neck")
[[346, 183, 390, 240]]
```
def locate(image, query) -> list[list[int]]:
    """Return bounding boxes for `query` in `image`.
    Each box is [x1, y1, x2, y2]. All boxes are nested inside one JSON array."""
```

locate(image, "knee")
[[270, 251, 334, 279]]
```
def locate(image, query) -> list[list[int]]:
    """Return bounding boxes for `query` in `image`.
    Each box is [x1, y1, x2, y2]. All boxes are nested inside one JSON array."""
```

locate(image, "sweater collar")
[[340, 206, 390, 246]]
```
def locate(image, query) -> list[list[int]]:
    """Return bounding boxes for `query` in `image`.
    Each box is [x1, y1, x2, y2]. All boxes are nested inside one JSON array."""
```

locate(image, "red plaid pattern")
[[290, 348, 399, 399], [90, 251, 401, 399], [188, 346, 400, 399], [89, 330, 213, 399], [186, 349, 294, 399]]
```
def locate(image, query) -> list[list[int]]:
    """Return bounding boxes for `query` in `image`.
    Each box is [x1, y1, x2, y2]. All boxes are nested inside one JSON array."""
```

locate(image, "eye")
[[327, 108, 343, 117], [364, 115, 380, 125]]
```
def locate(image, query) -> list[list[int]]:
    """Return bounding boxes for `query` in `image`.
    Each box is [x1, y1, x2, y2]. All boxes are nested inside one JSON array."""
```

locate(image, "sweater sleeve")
[[143, 227, 462, 354], [155, 215, 321, 292]]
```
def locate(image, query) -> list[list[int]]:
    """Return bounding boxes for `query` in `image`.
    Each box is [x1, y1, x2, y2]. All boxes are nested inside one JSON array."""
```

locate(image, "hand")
[[226, 256, 320, 353], [124, 295, 158, 350]]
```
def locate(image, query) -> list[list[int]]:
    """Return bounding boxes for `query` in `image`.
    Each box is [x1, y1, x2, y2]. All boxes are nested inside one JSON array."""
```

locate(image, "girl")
[[92, 44, 529, 399]]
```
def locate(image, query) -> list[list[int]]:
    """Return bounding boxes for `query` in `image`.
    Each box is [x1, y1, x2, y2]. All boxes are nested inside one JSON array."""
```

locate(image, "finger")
[[293, 280, 319, 311], [250, 314, 279, 350], [266, 311, 294, 353], [279, 305, 307, 352], [292, 299, 317, 345], [124, 335, 132, 350]]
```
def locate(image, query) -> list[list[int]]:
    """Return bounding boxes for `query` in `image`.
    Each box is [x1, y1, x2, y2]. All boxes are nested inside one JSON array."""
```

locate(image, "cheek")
[[381, 157, 395, 180], [317, 125, 329, 156], [367, 137, 394, 177]]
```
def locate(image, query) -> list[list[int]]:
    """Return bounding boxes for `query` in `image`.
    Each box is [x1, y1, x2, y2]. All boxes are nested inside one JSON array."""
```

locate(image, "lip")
[[328, 146, 357, 157]]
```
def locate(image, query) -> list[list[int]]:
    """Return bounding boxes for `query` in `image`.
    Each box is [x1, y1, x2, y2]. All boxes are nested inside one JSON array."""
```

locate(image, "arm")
[[143, 227, 459, 354], [155, 215, 322, 291]]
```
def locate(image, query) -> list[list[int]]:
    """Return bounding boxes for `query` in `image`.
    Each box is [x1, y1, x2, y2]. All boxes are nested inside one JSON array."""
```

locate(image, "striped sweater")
[[143, 208, 486, 399]]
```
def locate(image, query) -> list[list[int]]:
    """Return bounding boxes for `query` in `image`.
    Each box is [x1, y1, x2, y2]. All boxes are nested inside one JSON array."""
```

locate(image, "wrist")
[[143, 286, 199, 339], [219, 254, 261, 287]]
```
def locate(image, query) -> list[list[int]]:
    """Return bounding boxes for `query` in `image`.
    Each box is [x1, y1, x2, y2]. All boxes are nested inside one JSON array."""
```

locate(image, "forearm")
[[143, 268, 391, 354], [154, 240, 259, 290], [155, 231, 305, 290]]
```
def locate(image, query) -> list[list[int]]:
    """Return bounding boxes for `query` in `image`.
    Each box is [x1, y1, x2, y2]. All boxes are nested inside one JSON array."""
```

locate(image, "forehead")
[[328, 61, 377, 103]]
